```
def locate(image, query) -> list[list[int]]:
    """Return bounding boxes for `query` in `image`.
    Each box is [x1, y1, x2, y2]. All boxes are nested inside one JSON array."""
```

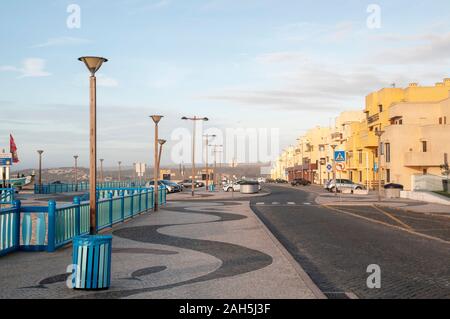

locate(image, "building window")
[[359, 171, 363, 183], [423, 169, 428, 175], [445, 117, 447, 124], [399, 119, 403, 125], [386, 169, 391, 183], [385, 143, 391, 163], [358, 150, 363, 164], [379, 104, 383, 113], [439, 117, 443, 125], [422, 141, 428, 153]]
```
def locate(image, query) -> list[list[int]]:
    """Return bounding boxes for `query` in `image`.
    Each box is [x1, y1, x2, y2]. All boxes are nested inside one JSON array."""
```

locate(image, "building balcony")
[[404, 152, 444, 167], [360, 131, 378, 149]]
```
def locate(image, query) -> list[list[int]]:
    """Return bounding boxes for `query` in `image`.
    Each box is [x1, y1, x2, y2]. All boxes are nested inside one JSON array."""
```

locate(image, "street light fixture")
[[375, 130, 385, 202], [182, 116, 209, 197], [118, 161, 122, 182], [79, 56, 108, 235], [330, 144, 338, 196], [37, 150, 44, 187], [151, 115, 164, 211], [158, 139, 167, 169], [209, 144, 223, 187]]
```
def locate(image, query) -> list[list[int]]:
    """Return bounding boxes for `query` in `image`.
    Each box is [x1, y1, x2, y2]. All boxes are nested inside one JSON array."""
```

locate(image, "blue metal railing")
[[0, 188, 15, 205], [1, 186, 164, 257], [34, 181, 148, 195]]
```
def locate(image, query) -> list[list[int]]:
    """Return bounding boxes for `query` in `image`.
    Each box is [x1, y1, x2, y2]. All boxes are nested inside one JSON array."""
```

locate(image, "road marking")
[[322, 204, 450, 246], [287, 202, 296, 205], [372, 205, 413, 230], [272, 202, 280, 205], [303, 202, 312, 205], [255, 202, 265, 206]]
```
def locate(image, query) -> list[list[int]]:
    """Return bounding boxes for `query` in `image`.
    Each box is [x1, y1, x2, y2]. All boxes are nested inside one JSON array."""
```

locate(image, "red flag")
[[10, 134, 19, 163]]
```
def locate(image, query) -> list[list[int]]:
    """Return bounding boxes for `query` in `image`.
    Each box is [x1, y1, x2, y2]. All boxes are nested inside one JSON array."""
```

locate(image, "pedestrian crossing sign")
[[334, 151, 346, 163]]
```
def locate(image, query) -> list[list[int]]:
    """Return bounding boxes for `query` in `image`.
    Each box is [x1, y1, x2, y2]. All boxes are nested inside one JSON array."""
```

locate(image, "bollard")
[[72, 235, 112, 290]]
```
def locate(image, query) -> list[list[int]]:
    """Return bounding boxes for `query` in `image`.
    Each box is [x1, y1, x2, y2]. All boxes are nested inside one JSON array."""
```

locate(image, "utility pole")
[[37, 150, 44, 187], [74, 155, 79, 191], [118, 161, 122, 182], [331, 144, 338, 196], [204, 134, 216, 191], [375, 130, 385, 202]]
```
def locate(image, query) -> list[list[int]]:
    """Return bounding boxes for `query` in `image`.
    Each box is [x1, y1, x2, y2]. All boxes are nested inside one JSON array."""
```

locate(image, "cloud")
[[31, 36, 91, 48], [96, 74, 119, 87], [0, 58, 51, 78], [255, 52, 308, 64], [371, 32, 450, 64]]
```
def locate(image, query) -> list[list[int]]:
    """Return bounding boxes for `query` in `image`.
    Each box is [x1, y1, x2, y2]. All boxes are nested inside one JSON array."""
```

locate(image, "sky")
[[2, 0, 450, 169]]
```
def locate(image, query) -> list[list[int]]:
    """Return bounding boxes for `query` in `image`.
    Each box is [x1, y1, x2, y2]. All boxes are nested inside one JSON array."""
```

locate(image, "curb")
[[248, 203, 327, 299]]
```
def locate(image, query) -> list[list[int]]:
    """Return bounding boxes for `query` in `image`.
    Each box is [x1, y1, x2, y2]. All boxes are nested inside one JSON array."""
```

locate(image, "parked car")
[[178, 179, 202, 188], [326, 179, 365, 193], [275, 179, 288, 184], [291, 178, 311, 186], [257, 177, 267, 184], [148, 180, 181, 193], [223, 180, 262, 192]]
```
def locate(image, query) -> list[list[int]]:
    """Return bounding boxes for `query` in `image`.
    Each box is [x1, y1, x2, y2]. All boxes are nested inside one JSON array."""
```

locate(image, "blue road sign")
[[326, 163, 333, 173], [334, 151, 346, 163], [0, 153, 12, 166]]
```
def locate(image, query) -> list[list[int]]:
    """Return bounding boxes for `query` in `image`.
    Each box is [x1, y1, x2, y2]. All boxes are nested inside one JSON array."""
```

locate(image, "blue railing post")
[[108, 192, 113, 227], [120, 190, 125, 222], [138, 190, 142, 213], [130, 191, 134, 218], [74, 197, 81, 236], [47, 200, 56, 252], [145, 190, 149, 211], [13, 200, 21, 251]]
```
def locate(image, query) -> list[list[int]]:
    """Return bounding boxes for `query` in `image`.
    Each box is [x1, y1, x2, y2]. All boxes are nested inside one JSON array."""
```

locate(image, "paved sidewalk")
[[0, 201, 321, 299], [168, 189, 270, 201]]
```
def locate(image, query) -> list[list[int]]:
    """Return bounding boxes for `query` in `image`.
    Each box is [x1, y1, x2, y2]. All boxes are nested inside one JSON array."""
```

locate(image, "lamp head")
[[150, 115, 164, 124], [37, 150, 44, 155], [181, 116, 188, 120], [78, 56, 108, 76], [74, 155, 78, 159], [158, 139, 167, 146]]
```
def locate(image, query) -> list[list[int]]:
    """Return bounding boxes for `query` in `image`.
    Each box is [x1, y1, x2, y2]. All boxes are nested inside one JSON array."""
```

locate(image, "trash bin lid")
[[73, 235, 113, 246]]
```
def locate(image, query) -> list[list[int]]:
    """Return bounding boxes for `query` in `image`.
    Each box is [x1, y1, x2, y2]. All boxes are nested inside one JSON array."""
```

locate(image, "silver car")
[[326, 179, 365, 192]]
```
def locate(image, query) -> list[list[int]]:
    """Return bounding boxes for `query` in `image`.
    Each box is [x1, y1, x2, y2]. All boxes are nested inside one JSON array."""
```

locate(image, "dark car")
[[291, 178, 311, 186], [275, 179, 288, 184]]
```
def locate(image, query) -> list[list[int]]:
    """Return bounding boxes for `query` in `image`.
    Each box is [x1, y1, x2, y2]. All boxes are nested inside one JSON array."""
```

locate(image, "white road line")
[[303, 202, 312, 205], [255, 202, 265, 206], [272, 202, 280, 205], [287, 202, 296, 205]]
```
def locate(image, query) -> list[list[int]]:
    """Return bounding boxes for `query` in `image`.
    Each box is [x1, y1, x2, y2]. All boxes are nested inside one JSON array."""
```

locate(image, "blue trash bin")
[[72, 235, 112, 290], [209, 184, 215, 192]]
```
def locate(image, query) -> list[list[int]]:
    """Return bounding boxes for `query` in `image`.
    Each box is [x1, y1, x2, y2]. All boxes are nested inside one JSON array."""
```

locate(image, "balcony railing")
[[404, 152, 444, 167]]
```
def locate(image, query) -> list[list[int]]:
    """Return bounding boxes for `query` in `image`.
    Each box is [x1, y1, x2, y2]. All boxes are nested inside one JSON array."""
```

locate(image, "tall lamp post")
[[331, 144, 338, 196], [79, 56, 108, 235], [210, 144, 223, 186], [74, 155, 79, 191], [151, 115, 163, 211], [203, 134, 216, 191], [182, 116, 209, 197], [375, 130, 385, 202], [158, 139, 167, 168], [118, 161, 122, 182], [37, 150, 44, 187]]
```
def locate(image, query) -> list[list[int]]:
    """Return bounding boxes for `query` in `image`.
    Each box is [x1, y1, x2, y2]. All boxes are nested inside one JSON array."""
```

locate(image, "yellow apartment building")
[[380, 97, 450, 190]]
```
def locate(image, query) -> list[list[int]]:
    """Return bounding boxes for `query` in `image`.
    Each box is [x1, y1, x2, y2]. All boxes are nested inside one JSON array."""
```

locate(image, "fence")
[[0, 188, 15, 205], [1, 187, 166, 257], [34, 181, 148, 195]]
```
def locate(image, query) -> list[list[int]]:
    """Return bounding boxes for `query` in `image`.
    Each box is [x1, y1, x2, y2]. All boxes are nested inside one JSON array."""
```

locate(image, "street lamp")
[[182, 116, 209, 197], [210, 144, 223, 187], [151, 115, 163, 211], [375, 130, 385, 202], [79, 56, 108, 235], [203, 134, 216, 191], [118, 161, 122, 182], [74, 155, 79, 191], [331, 144, 338, 196], [37, 150, 44, 187]]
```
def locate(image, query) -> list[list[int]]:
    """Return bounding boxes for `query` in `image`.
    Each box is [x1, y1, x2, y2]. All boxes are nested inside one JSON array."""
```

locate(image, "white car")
[[223, 180, 262, 192]]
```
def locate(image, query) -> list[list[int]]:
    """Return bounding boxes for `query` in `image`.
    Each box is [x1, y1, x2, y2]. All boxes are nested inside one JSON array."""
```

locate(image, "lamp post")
[[74, 155, 79, 191], [151, 115, 163, 211], [158, 139, 167, 169], [99, 159, 104, 183], [182, 116, 209, 197], [375, 130, 385, 202], [331, 144, 338, 196], [37, 150, 44, 187], [203, 134, 216, 191], [79, 56, 108, 235], [118, 161, 122, 182], [210, 144, 223, 187]]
